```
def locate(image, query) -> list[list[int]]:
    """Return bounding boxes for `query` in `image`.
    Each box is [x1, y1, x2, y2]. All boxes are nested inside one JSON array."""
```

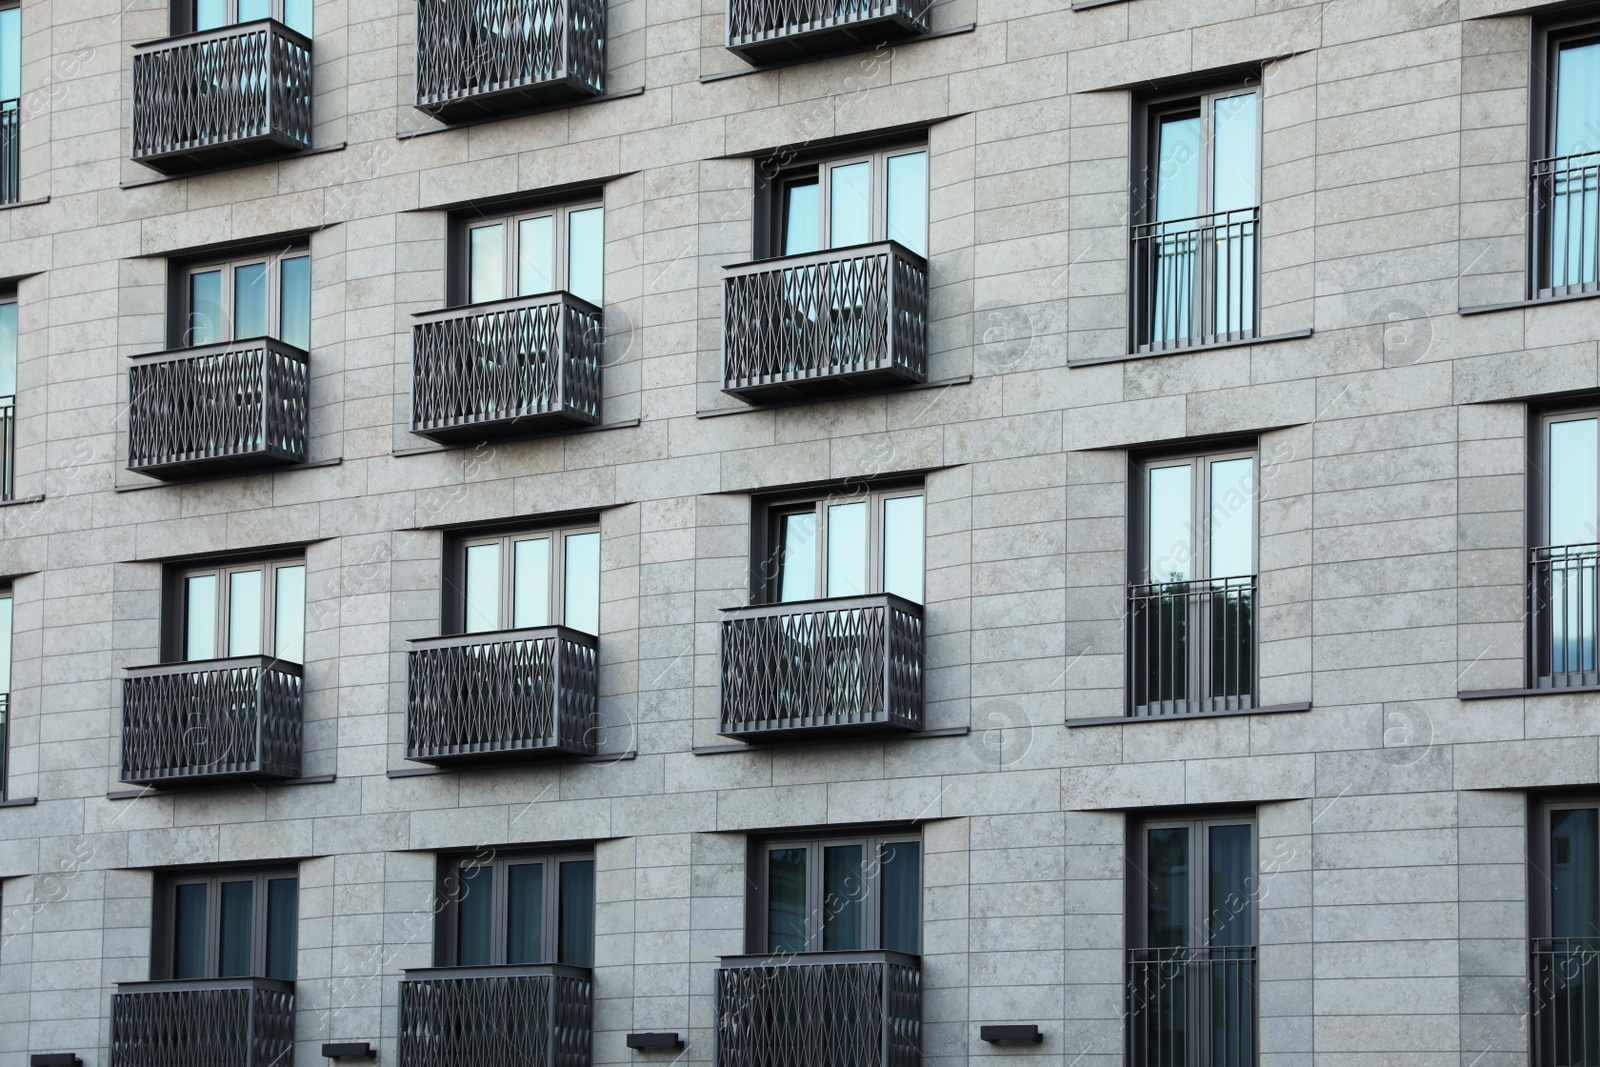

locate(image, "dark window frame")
[[455, 199, 605, 308], [445, 189, 607, 307], [161, 553, 306, 664], [444, 522, 601, 636], [1125, 812, 1257, 950], [152, 864, 300, 981], [433, 848, 596, 968], [1530, 16, 1600, 299], [1527, 405, 1600, 689], [1130, 445, 1260, 586], [746, 829, 923, 956], [754, 139, 929, 261], [751, 483, 926, 605], [170, 0, 310, 36], [167, 242, 311, 351]]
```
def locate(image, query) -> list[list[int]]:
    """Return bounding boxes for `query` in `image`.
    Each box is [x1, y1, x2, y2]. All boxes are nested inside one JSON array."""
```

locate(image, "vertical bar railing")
[[0, 394, 13, 501], [1533, 152, 1600, 299], [1127, 946, 1257, 1067], [1531, 544, 1600, 689], [1128, 576, 1256, 717], [0, 692, 9, 802], [1532, 937, 1600, 1067], [0, 99, 18, 206], [1131, 207, 1259, 353]]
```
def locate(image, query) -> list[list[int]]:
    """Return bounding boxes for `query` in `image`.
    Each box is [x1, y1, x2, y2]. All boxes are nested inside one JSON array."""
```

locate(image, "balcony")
[[407, 627, 598, 764], [110, 977, 295, 1067], [716, 951, 921, 1067], [1531, 544, 1600, 690], [719, 594, 922, 741], [412, 292, 603, 442], [398, 964, 594, 1067], [121, 656, 303, 787], [1131, 207, 1259, 353], [415, 0, 606, 123], [1126, 946, 1256, 1067], [726, 0, 930, 64], [723, 241, 927, 404], [1533, 937, 1600, 1067], [0, 393, 13, 500], [1, 99, 17, 205], [131, 19, 313, 174], [127, 338, 310, 480], [1533, 151, 1600, 299], [1127, 577, 1256, 718]]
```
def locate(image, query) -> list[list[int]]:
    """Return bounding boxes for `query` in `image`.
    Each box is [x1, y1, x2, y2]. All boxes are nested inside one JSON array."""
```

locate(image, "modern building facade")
[[0, 0, 1595, 1065]]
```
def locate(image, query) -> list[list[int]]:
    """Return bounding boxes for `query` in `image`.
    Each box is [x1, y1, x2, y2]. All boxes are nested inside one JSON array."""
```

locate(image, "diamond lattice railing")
[[109, 978, 295, 1067], [399, 965, 594, 1067], [415, 0, 605, 121], [716, 952, 921, 1067], [725, 0, 930, 61]]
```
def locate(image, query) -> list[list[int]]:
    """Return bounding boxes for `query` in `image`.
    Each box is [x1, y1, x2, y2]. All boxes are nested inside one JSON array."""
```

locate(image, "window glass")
[[217, 879, 255, 978], [0, 594, 11, 692], [883, 495, 925, 604], [1207, 824, 1252, 947], [186, 574, 219, 661], [829, 162, 872, 248], [886, 152, 928, 257], [512, 537, 553, 629], [464, 543, 501, 634], [1209, 458, 1255, 580], [237, 0, 271, 21], [563, 531, 600, 636], [783, 180, 821, 256], [282, 0, 313, 35], [193, 0, 227, 31], [173, 883, 209, 980], [1550, 418, 1600, 547], [0, 6, 19, 102], [567, 207, 605, 307], [1211, 93, 1259, 213], [558, 859, 595, 968], [455, 865, 494, 967], [1556, 40, 1600, 159], [880, 841, 920, 954], [766, 847, 808, 954], [1552, 807, 1600, 939], [265, 877, 297, 980], [1145, 826, 1190, 948], [274, 565, 306, 664], [778, 512, 817, 602], [233, 262, 268, 340], [469, 224, 506, 304], [1154, 113, 1201, 222], [821, 844, 863, 951], [825, 501, 868, 598], [506, 862, 545, 965], [1147, 464, 1194, 583], [279, 255, 311, 350], [227, 569, 264, 657], [0, 300, 15, 398], [517, 215, 555, 298], [189, 270, 225, 347]]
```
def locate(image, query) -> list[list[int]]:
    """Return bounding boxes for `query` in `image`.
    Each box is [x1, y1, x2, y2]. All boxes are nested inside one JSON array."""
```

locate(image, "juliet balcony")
[[718, 594, 923, 741], [412, 292, 603, 442], [109, 977, 296, 1067], [398, 964, 594, 1067], [725, 0, 931, 64], [1127, 577, 1257, 718], [715, 951, 922, 1067], [127, 338, 310, 480], [121, 656, 303, 787], [722, 241, 927, 404], [1, 98, 17, 205], [415, 0, 606, 122], [407, 627, 599, 765], [131, 19, 313, 174]]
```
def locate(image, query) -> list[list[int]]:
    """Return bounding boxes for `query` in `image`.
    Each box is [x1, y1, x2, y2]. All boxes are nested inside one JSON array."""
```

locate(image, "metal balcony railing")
[[415, 0, 606, 122], [1127, 946, 1257, 1067], [1532, 544, 1600, 690], [109, 977, 296, 1067], [1131, 207, 1260, 353], [726, 0, 930, 63], [398, 964, 594, 1067], [723, 241, 927, 403], [1128, 577, 1256, 718], [0, 692, 9, 801], [0, 99, 18, 205], [1533, 152, 1600, 299], [1533, 937, 1600, 1067], [131, 19, 313, 174], [0, 394, 13, 501], [407, 626, 599, 764], [413, 291, 603, 442], [716, 951, 921, 1067], [127, 338, 310, 479], [121, 656, 303, 787], [719, 594, 922, 740]]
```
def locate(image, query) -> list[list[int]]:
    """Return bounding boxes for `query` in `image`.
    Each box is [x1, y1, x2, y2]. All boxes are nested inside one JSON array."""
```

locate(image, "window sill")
[[106, 774, 335, 800], [115, 456, 342, 492], [0, 494, 44, 509], [386, 751, 637, 777], [696, 376, 970, 419], [693, 725, 968, 755], [700, 25, 977, 83], [1070, 0, 1124, 8], [1067, 329, 1313, 369], [118, 143, 348, 189], [1460, 289, 1600, 316], [396, 87, 647, 140], [1065, 702, 1311, 728], [1459, 685, 1600, 700], [0, 196, 48, 213], [0, 796, 38, 808]]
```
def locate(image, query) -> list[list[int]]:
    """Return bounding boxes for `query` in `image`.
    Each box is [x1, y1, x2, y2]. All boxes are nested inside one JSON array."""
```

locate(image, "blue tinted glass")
[[469, 224, 506, 304], [218, 880, 254, 977], [506, 863, 545, 965], [1556, 40, 1600, 159], [563, 532, 600, 636], [567, 207, 604, 307], [783, 180, 820, 256], [1209, 458, 1255, 580], [821, 845, 863, 951], [829, 162, 872, 248], [825, 501, 867, 598], [283, 0, 313, 35], [189, 270, 224, 347], [1148, 464, 1194, 583], [883, 496, 924, 604], [279, 255, 311, 350], [1155, 114, 1201, 222], [558, 860, 595, 968], [0, 7, 19, 101], [778, 512, 816, 602], [1550, 418, 1599, 547], [237, 0, 271, 21], [880, 841, 920, 954], [455, 866, 493, 966], [1208, 824, 1252, 947], [173, 883, 208, 979], [193, 0, 227, 31], [274, 565, 306, 664], [0, 596, 11, 693], [265, 877, 297, 980], [766, 848, 807, 953], [886, 152, 928, 257], [1552, 808, 1600, 939], [517, 216, 555, 297], [233, 263, 268, 340], [1212, 93, 1258, 213], [0, 301, 15, 397]]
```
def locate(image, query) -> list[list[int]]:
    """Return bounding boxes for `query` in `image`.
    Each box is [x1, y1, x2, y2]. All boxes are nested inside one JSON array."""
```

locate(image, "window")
[[754, 832, 920, 955], [1, 2, 17, 206], [182, 247, 312, 351], [767, 145, 928, 259], [1532, 800, 1600, 1066], [1130, 449, 1256, 715], [1533, 412, 1600, 688], [158, 867, 299, 981], [183, 0, 312, 35], [764, 487, 924, 605], [462, 201, 605, 308], [452, 526, 600, 637], [1534, 24, 1600, 297], [1133, 87, 1260, 352], [177, 558, 306, 664], [437, 851, 595, 968], [0, 588, 10, 799], [1127, 814, 1256, 1067], [0, 295, 14, 501]]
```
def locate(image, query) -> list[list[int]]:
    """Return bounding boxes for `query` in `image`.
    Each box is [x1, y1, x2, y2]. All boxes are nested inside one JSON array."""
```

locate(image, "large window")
[[436, 850, 596, 968], [1127, 814, 1256, 1067], [754, 832, 920, 955], [1534, 24, 1600, 298], [1, 2, 18, 206], [182, 0, 312, 35], [1533, 800, 1600, 1066], [463, 201, 605, 308], [158, 867, 299, 981], [1130, 450, 1256, 716], [177, 558, 306, 664], [1133, 87, 1260, 352], [766, 145, 928, 259], [0, 588, 10, 798], [1533, 412, 1600, 689], [764, 487, 924, 605], [182, 247, 312, 351], [453, 526, 600, 637]]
